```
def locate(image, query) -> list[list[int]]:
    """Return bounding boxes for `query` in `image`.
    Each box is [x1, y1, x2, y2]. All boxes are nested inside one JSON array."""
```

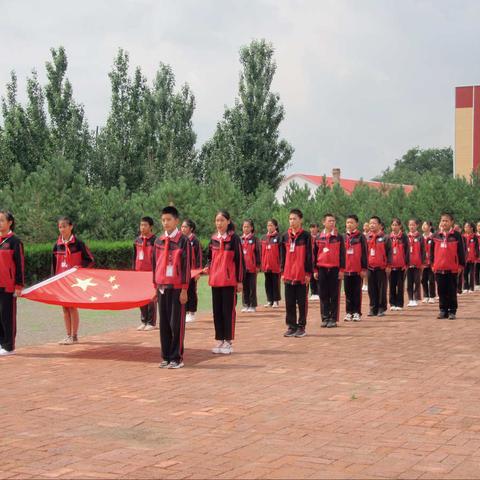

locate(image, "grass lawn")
[[16, 274, 269, 347]]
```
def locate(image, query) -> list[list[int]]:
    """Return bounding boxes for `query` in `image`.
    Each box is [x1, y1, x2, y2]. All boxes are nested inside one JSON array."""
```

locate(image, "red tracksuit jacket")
[[431, 229, 466, 273], [153, 230, 191, 289], [261, 232, 281, 273], [344, 230, 367, 274], [133, 234, 156, 271], [367, 231, 391, 270], [280, 229, 313, 284], [407, 232, 425, 268], [241, 233, 261, 273], [387, 232, 409, 270], [423, 234, 434, 266], [188, 234, 203, 270], [313, 229, 345, 270], [463, 233, 479, 263], [0, 232, 24, 293], [207, 232, 245, 287], [52, 235, 94, 275]]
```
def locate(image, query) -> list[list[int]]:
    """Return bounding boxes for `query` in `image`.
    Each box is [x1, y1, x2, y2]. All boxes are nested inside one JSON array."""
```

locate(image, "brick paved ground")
[[2, 291, 480, 479]]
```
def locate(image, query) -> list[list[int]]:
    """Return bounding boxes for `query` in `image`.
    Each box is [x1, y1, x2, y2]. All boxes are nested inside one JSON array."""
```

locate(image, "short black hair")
[[161, 206, 179, 218], [141, 216, 154, 226], [441, 212, 454, 221], [289, 208, 303, 219], [323, 213, 335, 220], [391, 217, 402, 226], [309, 223, 319, 228], [243, 219, 255, 233], [347, 214, 359, 223], [370, 215, 382, 224]]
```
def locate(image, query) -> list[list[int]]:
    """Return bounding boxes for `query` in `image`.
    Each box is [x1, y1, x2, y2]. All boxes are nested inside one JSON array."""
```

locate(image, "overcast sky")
[[2, 0, 480, 180]]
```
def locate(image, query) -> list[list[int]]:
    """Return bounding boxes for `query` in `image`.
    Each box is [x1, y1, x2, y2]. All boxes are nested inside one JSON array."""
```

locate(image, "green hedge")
[[24, 239, 211, 286]]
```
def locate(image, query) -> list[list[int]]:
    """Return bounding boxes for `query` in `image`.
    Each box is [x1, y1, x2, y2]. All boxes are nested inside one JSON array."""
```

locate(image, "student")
[[476, 221, 480, 291], [421, 221, 436, 303], [309, 223, 320, 301], [313, 213, 345, 328], [343, 214, 367, 322], [133, 216, 157, 331], [204, 210, 244, 355], [261, 219, 281, 308], [431, 213, 465, 320], [362, 222, 370, 292], [406, 219, 425, 306], [53, 216, 94, 345], [366, 216, 391, 317], [388, 218, 409, 311], [280, 209, 313, 338], [181, 219, 202, 322], [462, 222, 479, 293], [241, 219, 261, 312], [153, 206, 191, 369], [453, 223, 464, 294], [0, 211, 24, 356]]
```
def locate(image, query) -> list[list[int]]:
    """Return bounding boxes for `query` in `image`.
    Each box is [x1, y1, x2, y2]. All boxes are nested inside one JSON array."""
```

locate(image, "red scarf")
[[345, 229, 359, 250]]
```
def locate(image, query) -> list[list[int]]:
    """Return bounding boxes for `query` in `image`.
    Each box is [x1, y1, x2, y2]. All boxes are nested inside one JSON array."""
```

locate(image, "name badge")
[[138, 250, 144, 260], [267, 245, 271, 250], [243, 249, 247, 255], [290, 243, 295, 253], [370, 248, 376, 256], [61, 261, 68, 268], [410, 247, 413, 253], [166, 265, 174, 277], [441, 242, 447, 249], [347, 248, 354, 255], [393, 247, 397, 255], [323, 247, 329, 253]]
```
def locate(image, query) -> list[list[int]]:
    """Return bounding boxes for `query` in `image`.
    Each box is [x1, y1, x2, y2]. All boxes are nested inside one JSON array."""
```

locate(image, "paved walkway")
[[2, 292, 480, 479]]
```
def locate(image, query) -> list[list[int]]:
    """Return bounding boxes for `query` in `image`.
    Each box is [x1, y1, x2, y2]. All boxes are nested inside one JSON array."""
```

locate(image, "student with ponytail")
[[261, 219, 281, 308], [462, 221, 478, 293]]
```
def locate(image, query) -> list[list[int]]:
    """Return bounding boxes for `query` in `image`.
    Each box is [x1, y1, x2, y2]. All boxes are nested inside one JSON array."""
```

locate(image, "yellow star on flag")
[[71, 278, 98, 292], [103, 293, 112, 298], [108, 275, 116, 283], [89, 296, 97, 302], [112, 284, 120, 290]]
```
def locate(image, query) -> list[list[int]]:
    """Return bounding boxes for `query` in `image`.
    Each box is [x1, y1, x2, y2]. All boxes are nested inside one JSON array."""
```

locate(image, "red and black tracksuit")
[[431, 229, 466, 316], [261, 232, 281, 304], [207, 232, 244, 341], [407, 232, 425, 302], [475, 233, 480, 287], [52, 234, 94, 274], [344, 230, 367, 316], [421, 234, 436, 299], [388, 232, 409, 308], [463, 233, 479, 291], [313, 229, 345, 326], [133, 234, 157, 326], [153, 230, 191, 363], [241, 233, 261, 308], [367, 231, 391, 315], [280, 229, 313, 330], [0, 232, 24, 352], [187, 233, 202, 313]]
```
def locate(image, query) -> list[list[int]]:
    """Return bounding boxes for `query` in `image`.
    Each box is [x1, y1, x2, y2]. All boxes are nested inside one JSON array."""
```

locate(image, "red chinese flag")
[[21, 268, 156, 310]]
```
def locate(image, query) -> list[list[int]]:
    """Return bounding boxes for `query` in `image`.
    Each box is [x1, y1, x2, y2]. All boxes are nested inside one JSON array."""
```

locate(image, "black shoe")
[[326, 321, 337, 328], [294, 327, 306, 337], [377, 310, 385, 317], [448, 313, 456, 320], [321, 320, 328, 328], [284, 327, 297, 337], [367, 310, 377, 317], [437, 311, 448, 319]]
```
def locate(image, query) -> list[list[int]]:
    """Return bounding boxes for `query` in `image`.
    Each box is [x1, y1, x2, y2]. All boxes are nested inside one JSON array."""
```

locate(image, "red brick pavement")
[[2, 292, 480, 479]]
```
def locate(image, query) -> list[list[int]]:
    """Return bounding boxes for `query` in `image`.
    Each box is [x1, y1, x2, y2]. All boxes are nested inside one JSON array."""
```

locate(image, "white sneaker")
[[59, 336, 73, 345], [475, 285, 480, 291], [136, 324, 146, 331], [362, 285, 368, 292], [462, 289, 468, 294], [396, 307, 403, 311], [422, 298, 429, 303], [407, 300, 415, 307], [247, 307, 256, 313], [212, 341, 224, 354], [272, 302, 280, 308], [428, 297, 436, 304], [390, 306, 396, 311], [344, 313, 352, 321], [144, 324, 155, 331], [264, 302, 272, 308], [353, 313, 361, 322], [0, 348, 15, 356], [241, 307, 248, 313], [219, 342, 233, 354], [186, 312, 195, 323], [412, 300, 418, 306]]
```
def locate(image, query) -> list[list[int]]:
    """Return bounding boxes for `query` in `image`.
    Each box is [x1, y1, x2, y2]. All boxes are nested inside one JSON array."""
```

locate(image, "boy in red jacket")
[[475, 221, 480, 290], [280, 209, 313, 338], [431, 213, 465, 320], [261, 219, 281, 308], [462, 221, 479, 293], [309, 223, 320, 301], [153, 206, 191, 369], [343, 214, 367, 322], [406, 219, 425, 306], [241, 219, 261, 312], [367, 216, 391, 317], [313, 213, 345, 328], [133, 216, 157, 331], [388, 218, 409, 311]]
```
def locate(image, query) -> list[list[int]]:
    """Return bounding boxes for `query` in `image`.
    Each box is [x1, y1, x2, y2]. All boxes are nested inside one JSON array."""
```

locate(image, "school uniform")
[[431, 229, 465, 317], [186, 233, 202, 313], [261, 232, 281, 304], [153, 229, 191, 363], [463, 233, 479, 291], [313, 229, 345, 327], [407, 232, 425, 302], [133, 234, 157, 326], [457, 235, 467, 294], [280, 229, 313, 332], [475, 232, 480, 288], [388, 232, 409, 308], [241, 233, 261, 308], [0, 232, 24, 353], [421, 233, 436, 299], [52, 234, 94, 274], [367, 231, 391, 316], [207, 232, 244, 341], [343, 230, 367, 317]]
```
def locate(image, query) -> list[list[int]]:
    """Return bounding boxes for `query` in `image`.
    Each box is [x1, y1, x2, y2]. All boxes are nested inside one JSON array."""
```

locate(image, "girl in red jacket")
[[53, 217, 94, 345], [475, 221, 480, 290], [0, 211, 24, 356], [388, 218, 409, 311], [463, 222, 479, 293], [241, 219, 261, 313], [421, 221, 436, 303], [406, 219, 425, 306], [204, 210, 244, 355], [261, 219, 281, 308]]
